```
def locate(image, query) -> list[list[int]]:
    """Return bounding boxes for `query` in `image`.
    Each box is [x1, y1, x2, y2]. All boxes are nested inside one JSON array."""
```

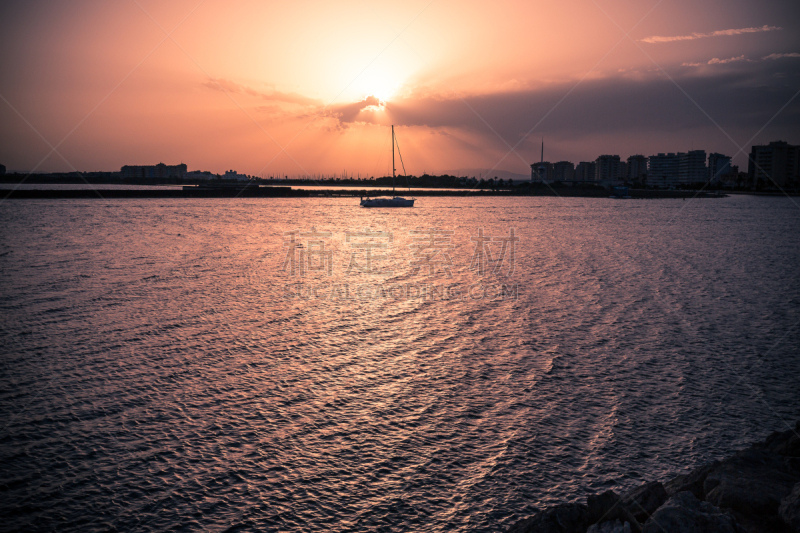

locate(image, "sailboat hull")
[[360, 197, 414, 208]]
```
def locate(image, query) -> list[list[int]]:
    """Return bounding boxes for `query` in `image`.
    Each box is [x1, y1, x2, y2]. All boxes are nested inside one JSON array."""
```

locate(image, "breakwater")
[[508, 422, 800, 533]]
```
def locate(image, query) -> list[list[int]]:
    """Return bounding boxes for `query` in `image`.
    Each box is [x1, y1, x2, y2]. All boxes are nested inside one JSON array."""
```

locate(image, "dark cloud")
[[371, 63, 799, 151], [325, 96, 383, 123]]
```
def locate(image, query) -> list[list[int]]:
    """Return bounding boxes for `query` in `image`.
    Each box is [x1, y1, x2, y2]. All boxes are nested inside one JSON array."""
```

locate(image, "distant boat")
[[361, 125, 415, 208]]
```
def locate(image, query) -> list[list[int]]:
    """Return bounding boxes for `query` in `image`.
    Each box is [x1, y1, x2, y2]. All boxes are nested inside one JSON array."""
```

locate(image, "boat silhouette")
[[361, 125, 415, 208]]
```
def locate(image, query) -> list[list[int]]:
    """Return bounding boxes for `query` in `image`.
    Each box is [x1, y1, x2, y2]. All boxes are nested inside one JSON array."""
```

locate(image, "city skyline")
[[5, 139, 798, 192], [1, 0, 798, 177]]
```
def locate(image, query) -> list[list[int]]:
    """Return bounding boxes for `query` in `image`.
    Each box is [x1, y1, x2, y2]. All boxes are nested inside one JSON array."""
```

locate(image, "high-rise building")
[[678, 150, 707, 184], [648, 153, 679, 188], [553, 161, 575, 181], [627, 155, 648, 180], [595, 155, 621, 183], [575, 161, 596, 181], [747, 141, 800, 188], [618, 161, 628, 180], [707, 153, 732, 182]]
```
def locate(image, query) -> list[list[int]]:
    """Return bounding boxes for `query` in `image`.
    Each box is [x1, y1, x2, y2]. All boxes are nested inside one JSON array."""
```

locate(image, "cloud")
[[294, 60, 799, 169], [202, 78, 321, 106], [641, 25, 781, 44], [683, 53, 798, 67], [708, 55, 751, 64], [763, 52, 800, 60], [365, 65, 800, 148], [325, 96, 383, 124], [203, 81, 386, 125]]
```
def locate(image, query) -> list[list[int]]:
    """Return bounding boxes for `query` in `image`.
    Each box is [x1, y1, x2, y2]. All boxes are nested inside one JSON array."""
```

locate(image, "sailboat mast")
[[392, 125, 396, 194]]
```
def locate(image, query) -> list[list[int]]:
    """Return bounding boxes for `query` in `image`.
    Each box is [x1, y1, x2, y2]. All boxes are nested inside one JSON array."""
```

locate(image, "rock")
[[587, 490, 641, 533], [664, 461, 720, 500], [507, 503, 588, 533], [757, 422, 800, 459], [621, 481, 668, 524], [587, 519, 631, 533], [642, 491, 745, 533], [703, 447, 800, 521], [780, 482, 800, 532]]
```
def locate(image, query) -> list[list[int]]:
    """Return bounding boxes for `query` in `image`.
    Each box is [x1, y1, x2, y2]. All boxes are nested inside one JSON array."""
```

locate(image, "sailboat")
[[360, 125, 415, 207]]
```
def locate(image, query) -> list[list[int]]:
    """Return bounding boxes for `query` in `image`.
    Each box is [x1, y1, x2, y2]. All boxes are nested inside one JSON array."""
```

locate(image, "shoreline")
[[1, 188, 726, 199], [507, 421, 800, 533]]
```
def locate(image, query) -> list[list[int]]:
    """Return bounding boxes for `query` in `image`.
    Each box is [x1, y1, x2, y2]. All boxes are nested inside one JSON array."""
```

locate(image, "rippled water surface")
[[1, 195, 799, 532]]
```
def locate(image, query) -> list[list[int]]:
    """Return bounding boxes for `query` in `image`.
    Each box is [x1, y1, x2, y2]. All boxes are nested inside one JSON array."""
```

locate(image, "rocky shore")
[[508, 421, 800, 533]]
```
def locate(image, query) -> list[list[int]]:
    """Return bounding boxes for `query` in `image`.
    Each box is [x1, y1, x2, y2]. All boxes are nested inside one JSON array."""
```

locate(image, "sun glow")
[[354, 70, 401, 104]]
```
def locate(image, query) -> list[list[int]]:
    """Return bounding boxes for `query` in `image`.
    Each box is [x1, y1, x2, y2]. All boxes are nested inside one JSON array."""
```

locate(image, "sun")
[[370, 80, 396, 103], [355, 70, 400, 104]]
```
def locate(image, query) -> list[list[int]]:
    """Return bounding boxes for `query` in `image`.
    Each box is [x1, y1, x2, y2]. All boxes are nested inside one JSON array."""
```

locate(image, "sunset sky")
[[1, 0, 798, 177]]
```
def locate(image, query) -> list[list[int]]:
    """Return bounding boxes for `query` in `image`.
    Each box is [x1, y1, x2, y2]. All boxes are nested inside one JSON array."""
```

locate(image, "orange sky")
[[1, 0, 798, 176]]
